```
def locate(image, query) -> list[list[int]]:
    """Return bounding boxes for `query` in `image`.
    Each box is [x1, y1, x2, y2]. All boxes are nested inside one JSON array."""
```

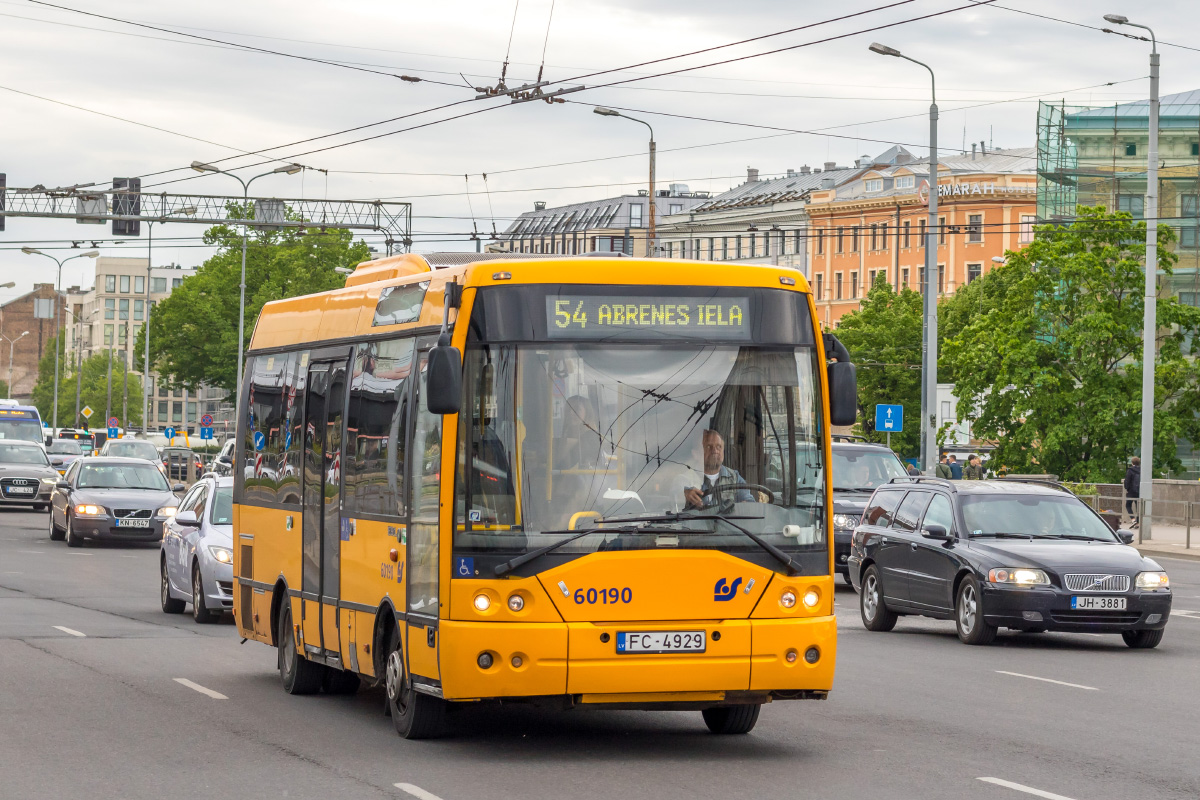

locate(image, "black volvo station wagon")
[[846, 478, 1172, 648]]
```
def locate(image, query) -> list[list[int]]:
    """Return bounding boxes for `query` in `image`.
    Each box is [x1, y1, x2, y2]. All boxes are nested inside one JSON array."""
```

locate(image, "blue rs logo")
[[713, 577, 742, 601]]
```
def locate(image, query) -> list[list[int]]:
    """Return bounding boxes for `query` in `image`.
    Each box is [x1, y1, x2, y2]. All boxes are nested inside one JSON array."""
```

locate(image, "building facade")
[[0, 283, 68, 399], [1038, 91, 1200, 302], [64, 257, 221, 432], [489, 189, 709, 257], [806, 147, 1037, 326]]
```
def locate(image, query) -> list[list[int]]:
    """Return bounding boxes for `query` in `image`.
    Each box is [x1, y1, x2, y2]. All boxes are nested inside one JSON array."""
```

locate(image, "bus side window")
[[345, 338, 414, 518], [408, 360, 441, 616]]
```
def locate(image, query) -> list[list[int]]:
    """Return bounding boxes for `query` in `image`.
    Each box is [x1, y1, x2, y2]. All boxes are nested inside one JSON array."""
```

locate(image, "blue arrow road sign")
[[253, 431, 266, 451], [200, 427, 214, 440], [164, 427, 176, 439], [875, 404, 904, 433], [108, 427, 119, 439]]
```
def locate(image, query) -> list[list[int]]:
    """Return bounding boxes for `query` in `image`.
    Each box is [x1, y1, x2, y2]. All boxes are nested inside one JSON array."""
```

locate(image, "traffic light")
[[112, 177, 141, 236], [80, 419, 89, 433]]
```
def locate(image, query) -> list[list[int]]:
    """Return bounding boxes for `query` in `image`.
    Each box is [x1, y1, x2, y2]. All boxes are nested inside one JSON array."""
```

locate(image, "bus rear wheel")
[[385, 627, 445, 739], [277, 603, 324, 695], [701, 704, 761, 735]]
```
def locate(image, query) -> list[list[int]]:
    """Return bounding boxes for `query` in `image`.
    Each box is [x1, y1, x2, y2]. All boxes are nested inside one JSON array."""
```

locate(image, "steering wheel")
[[706, 482, 776, 505]]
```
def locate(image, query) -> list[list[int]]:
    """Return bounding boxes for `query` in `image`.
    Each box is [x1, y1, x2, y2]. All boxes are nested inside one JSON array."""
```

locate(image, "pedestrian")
[[936, 453, 952, 480], [963, 454, 985, 480], [948, 454, 963, 480], [906, 463, 920, 476], [1124, 456, 1141, 528]]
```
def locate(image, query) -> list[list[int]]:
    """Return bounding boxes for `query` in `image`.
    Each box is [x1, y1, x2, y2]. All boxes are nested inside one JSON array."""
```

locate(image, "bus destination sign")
[[546, 295, 751, 340]]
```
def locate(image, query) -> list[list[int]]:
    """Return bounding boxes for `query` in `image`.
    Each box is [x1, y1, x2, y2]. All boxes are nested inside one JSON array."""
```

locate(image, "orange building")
[[806, 147, 1038, 327]]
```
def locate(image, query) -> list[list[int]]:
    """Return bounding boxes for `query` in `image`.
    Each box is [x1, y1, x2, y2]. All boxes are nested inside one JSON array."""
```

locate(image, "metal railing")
[[1075, 489, 1194, 549]]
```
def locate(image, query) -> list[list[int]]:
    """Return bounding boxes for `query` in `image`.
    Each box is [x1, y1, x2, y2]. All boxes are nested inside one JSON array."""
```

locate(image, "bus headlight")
[[507, 594, 524, 612], [473, 593, 491, 612], [803, 589, 820, 608], [780, 590, 797, 608]]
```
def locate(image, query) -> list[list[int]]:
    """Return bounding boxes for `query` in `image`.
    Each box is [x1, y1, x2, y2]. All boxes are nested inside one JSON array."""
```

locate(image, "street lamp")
[[65, 308, 99, 422], [143, 205, 198, 434], [870, 42, 939, 474], [1103, 14, 1159, 538], [594, 107, 656, 258], [20, 248, 99, 431], [1, 330, 30, 395], [190, 161, 304, 402]]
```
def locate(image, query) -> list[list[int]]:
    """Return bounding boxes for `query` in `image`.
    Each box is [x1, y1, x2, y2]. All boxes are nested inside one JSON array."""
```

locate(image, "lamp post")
[[65, 309, 98, 422], [2, 330, 30, 395], [870, 42, 939, 474], [20, 248, 99, 431], [1104, 14, 1159, 538], [594, 107, 655, 257], [143, 206, 197, 434], [190, 162, 302, 402]]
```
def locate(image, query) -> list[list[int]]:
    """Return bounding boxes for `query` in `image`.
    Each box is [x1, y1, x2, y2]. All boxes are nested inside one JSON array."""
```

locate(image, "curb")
[[1135, 546, 1200, 563]]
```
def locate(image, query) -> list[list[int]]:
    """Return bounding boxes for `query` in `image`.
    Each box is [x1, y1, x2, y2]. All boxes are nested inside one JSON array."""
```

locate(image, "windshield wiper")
[[1038, 533, 1103, 541], [971, 532, 1034, 539], [492, 524, 682, 577]]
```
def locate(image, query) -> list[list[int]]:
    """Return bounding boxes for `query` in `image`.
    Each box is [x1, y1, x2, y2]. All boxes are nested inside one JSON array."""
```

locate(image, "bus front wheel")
[[385, 627, 445, 739], [702, 704, 761, 735]]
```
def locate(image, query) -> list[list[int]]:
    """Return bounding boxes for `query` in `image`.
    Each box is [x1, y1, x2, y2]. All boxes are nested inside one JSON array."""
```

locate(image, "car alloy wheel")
[[161, 557, 185, 614], [859, 565, 898, 632], [958, 583, 977, 633], [955, 576, 997, 645]]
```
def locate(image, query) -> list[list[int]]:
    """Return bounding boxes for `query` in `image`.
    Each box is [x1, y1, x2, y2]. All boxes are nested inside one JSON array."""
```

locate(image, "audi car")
[[0, 440, 59, 510], [848, 478, 1171, 648], [49, 457, 184, 546]]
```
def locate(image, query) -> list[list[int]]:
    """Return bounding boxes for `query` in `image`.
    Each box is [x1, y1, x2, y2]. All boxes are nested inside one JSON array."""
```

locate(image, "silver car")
[[160, 476, 234, 623], [49, 457, 183, 547], [0, 441, 59, 511]]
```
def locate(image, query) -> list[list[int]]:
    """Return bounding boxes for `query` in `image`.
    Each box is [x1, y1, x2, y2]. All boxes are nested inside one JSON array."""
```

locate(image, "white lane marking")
[[17, 550, 46, 554], [394, 784, 444, 800], [1173, 609, 1200, 620], [173, 678, 228, 700], [66, 553, 94, 556], [52, 626, 86, 637], [995, 671, 1098, 691], [978, 777, 1080, 799]]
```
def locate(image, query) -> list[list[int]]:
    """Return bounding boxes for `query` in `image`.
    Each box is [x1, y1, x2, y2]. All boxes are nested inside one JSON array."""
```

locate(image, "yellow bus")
[[233, 252, 857, 738]]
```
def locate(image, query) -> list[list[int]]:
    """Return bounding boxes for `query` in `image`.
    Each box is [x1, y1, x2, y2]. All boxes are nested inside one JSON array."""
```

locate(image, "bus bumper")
[[438, 615, 836, 702]]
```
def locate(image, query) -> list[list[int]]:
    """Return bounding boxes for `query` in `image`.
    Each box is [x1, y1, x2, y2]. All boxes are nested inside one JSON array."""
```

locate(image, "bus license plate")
[[116, 519, 150, 528], [1071, 596, 1126, 610], [616, 631, 706, 654]]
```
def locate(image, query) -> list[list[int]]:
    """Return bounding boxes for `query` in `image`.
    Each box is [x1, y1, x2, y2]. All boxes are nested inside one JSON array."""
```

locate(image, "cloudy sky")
[[1, 0, 1194, 300]]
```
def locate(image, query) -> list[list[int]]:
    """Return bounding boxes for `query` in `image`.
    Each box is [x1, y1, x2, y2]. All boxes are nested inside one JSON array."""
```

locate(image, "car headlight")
[[156, 506, 178, 517], [208, 546, 233, 564], [74, 504, 104, 516], [1136, 571, 1169, 590], [40, 477, 57, 485], [832, 513, 860, 530], [988, 568, 1050, 586]]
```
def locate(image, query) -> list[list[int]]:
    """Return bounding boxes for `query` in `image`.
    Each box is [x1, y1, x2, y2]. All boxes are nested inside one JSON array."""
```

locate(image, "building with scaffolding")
[[1037, 90, 1200, 302]]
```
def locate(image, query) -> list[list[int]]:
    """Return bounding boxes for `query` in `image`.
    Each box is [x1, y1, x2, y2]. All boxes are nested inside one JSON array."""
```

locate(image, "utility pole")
[[106, 345, 113, 427]]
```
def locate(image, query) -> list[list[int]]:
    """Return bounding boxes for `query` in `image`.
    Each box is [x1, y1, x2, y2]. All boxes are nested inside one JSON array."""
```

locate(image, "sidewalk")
[[1130, 522, 1200, 563]]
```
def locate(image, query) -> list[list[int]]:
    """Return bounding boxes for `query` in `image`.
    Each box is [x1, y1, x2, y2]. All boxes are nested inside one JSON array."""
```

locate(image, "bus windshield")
[[0, 417, 45, 444], [454, 344, 825, 565]]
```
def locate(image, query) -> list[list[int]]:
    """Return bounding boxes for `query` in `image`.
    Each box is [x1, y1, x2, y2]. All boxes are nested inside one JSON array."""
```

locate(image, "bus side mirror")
[[827, 361, 857, 427], [426, 345, 462, 415]]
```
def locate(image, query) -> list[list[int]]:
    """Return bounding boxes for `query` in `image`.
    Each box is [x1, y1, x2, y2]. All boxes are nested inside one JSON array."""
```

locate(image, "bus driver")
[[684, 429, 753, 509]]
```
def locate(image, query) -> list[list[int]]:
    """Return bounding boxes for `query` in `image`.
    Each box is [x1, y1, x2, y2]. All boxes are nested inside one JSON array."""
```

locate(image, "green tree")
[[941, 206, 1200, 482], [834, 274, 924, 457], [31, 337, 143, 429], [138, 212, 368, 394]]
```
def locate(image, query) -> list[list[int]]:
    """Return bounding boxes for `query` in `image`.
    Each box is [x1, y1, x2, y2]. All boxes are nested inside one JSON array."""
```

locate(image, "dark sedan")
[[49, 457, 184, 547], [829, 440, 909, 583], [848, 478, 1171, 648]]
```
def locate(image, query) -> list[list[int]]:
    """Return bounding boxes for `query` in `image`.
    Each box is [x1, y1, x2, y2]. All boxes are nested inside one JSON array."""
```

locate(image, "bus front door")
[[301, 358, 348, 661]]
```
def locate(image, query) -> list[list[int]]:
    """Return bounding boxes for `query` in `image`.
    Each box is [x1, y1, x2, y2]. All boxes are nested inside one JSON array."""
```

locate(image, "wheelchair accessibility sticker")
[[455, 557, 475, 578]]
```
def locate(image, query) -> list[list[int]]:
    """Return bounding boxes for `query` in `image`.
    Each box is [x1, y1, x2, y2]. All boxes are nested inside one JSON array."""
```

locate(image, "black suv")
[[847, 477, 1172, 647], [829, 438, 908, 583]]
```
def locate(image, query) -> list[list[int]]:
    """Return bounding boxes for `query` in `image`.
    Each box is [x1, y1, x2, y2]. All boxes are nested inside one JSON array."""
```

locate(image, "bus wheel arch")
[[371, 600, 401, 680], [269, 578, 289, 647]]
